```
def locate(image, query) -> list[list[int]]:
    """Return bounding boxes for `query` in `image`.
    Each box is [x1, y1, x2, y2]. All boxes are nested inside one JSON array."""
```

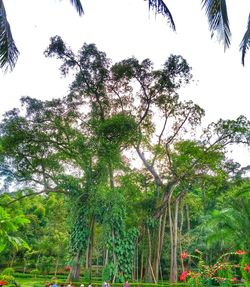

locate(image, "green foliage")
[[0, 206, 30, 253], [1, 268, 15, 276], [102, 263, 116, 282], [83, 269, 91, 282], [37, 256, 53, 275], [2, 38, 250, 284], [30, 269, 40, 278], [97, 114, 138, 147], [0, 275, 14, 284]]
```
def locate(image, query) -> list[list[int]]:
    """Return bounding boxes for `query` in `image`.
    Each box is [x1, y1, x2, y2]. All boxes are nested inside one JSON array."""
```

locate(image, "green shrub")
[[0, 275, 14, 284], [101, 264, 117, 282], [30, 269, 40, 278], [83, 269, 91, 282], [2, 268, 15, 276]]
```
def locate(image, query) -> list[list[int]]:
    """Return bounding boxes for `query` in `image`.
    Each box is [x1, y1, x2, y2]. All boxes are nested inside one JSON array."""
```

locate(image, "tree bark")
[[147, 227, 157, 283], [69, 252, 81, 281], [104, 248, 109, 266], [179, 203, 185, 272], [86, 216, 95, 280], [172, 197, 180, 283], [54, 256, 59, 276], [140, 248, 144, 281]]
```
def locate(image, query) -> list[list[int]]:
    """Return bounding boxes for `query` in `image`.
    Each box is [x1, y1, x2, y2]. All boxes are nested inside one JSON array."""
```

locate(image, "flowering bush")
[[0, 275, 14, 285], [179, 249, 249, 286], [64, 265, 71, 271]]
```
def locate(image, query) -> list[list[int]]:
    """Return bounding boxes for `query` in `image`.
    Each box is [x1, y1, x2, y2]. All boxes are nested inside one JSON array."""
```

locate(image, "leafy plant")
[[30, 269, 40, 278], [179, 249, 248, 286], [1, 268, 14, 276]]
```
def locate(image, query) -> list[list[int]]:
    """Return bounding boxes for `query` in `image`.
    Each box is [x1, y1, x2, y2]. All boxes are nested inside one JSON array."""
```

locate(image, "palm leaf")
[[70, 0, 84, 16], [148, 0, 176, 31], [201, 0, 231, 50], [240, 13, 250, 66], [0, 0, 19, 71]]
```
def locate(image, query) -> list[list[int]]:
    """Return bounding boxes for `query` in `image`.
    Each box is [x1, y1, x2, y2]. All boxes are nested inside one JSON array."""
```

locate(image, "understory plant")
[[179, 249, 250, 286]]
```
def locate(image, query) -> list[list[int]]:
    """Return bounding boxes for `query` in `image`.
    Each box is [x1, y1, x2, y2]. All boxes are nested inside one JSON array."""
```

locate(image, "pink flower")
[[244, 265, 250, 273], [235, 250, 246, 255], [64, 265, 71, 271], [180, 271, 188, 281], [180, 251, 189, 259], [232, 278, 237, 283]]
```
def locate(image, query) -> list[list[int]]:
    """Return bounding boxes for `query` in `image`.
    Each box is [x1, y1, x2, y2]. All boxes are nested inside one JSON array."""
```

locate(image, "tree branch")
[[4, 187, 65, 206]]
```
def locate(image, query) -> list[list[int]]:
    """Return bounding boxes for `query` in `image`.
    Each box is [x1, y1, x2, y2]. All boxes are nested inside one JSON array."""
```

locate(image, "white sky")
[[1, 0, 250, 166]]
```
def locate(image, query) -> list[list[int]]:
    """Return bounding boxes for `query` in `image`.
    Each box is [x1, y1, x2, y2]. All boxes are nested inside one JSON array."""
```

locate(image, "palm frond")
[[240, 13, 250, 66], [201, 0, 231, 50], [148, 0, 176, 31], [70, 0, 84, 16], [0, 0, 19, 71]]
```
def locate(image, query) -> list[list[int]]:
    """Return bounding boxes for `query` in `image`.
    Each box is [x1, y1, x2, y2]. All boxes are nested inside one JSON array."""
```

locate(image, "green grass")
[[14, 276, 186, 287], [15, 277, 46, 287]]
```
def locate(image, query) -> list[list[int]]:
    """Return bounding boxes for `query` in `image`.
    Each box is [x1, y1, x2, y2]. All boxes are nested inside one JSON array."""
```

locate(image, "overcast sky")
[[1, 0, 250, 166]]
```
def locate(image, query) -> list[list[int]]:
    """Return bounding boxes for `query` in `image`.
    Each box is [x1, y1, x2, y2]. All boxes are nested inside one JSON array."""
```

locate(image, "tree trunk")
[[168, 192, 174, 282], [179, 203, 185, 272], [54, 256, 59, 276], [9, 251, 16, 267], [111, 229, 117, 283], [140, 248, 144, 282], [172, 197, 180, 283], [104, 248, 109, 266], [186, 204, 192, 266], [85, 216, 95, 280], [69, 252, 81, 281], [147, 227, 157, 283], [154, 205, 168, 282], [169, 191, 186, 283], [154, 214, 162, 282]]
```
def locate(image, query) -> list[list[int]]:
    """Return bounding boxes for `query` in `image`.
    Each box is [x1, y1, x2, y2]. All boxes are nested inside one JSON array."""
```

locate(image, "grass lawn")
[[16, 277, 47, 287]]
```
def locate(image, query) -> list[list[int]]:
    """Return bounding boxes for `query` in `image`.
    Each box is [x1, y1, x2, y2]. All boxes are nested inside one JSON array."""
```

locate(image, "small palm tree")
[[0, 206, 30, 252], [206, 198, 250, 251], [0, 0, 83, 71]]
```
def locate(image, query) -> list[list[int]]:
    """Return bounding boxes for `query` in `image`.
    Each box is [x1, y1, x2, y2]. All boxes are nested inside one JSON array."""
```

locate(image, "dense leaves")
[[1, 41, 250, 283]]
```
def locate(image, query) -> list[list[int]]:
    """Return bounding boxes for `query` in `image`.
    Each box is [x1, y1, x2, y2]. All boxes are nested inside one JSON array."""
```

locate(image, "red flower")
[[244, 265, 250, 273], [0, 280, 7, 286], [64, 265, 71, 271], [235, 250, 246, 255], [180, 271, 188, 281], [180, 251, 189, 259], [232, 278, 237, 283]]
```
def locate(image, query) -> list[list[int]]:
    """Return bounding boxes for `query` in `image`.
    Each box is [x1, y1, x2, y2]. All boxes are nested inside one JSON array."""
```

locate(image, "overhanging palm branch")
[[240, 13, 250, 66], [70, 0, 84, 16], [148, 0, 176, 31], [0, 0, 19, 71], [201, 0, 231, 50], [0, 0, 84, 72]]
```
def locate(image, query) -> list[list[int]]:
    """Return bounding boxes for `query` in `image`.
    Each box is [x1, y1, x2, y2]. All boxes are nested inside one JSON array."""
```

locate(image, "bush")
[[0, 275, 14, 285], [101, 264, 117, 283], [83, 269, 91, 282], [30, 269, 40, 278], [1, 269, 15, 276]]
